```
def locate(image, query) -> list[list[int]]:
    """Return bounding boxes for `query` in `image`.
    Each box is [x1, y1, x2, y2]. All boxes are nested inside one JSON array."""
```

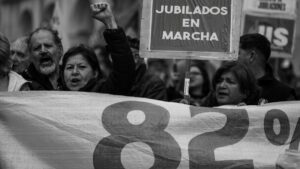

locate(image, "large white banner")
[[0, 92, 300, 169]]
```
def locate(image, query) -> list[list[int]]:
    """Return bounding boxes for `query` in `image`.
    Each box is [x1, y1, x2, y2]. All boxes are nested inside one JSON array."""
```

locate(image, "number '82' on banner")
[[93, 101, 300, 169]]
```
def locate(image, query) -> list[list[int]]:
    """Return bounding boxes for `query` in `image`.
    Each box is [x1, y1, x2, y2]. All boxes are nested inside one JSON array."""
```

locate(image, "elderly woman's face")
[[63, 54, 96, 91], [215, 72, 246, 105]]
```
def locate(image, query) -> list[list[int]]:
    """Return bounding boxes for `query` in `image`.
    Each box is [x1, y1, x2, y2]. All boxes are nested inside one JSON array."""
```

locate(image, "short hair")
[[61, 44, 101, 78], [0, 32, 10, 75], [27, 27, 63, 52], [11, 36, 29, 53], [240, 33, 271, 61], [212, 61, 260, 105]]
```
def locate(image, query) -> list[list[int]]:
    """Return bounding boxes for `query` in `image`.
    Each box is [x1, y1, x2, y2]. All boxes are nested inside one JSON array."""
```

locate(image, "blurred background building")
[[0, 0, 140, 49]]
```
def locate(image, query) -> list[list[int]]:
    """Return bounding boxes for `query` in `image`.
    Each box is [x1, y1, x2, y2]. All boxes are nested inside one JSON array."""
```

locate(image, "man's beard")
[[36, 52, 60, 76], [39, 63, 57, 76]]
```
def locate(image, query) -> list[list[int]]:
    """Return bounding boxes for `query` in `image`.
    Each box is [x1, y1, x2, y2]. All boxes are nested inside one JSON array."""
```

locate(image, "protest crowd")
[[0, 1, 298, 106], [1, 1, 300, 169]]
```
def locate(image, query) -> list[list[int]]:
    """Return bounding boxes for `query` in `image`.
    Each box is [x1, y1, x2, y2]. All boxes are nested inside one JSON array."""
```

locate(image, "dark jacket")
[[22, 64, 58, 90], [166, 86, 182, 101], [130, 63, 167, 101], [92, 28, 135, 95], [258, 65, 296, 102], [200, 92, 219, 107], [61, 28, 135, 96]]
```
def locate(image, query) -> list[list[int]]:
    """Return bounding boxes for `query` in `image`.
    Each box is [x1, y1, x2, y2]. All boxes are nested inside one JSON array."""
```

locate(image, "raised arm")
[[90, 2, 135, 95]]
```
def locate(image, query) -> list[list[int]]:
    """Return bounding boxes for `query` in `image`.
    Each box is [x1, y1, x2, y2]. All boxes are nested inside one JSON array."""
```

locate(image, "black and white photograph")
[[0, 0, 300, 168]]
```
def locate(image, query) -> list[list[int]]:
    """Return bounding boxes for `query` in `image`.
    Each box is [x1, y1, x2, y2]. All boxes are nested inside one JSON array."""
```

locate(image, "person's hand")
[[258, 98, 268, 105], [179, 99, 190, 105], [90, 2, 117, 29], [237, 102, 247, 106], [179, 98, 200, 106]]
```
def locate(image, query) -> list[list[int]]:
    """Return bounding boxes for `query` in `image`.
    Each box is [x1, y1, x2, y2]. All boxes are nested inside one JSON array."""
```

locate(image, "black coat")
[[22, 64, 57, 90], [130, 64, 167, 101], [258, 73, 296, 103], [63, 28, 135, 96], [257, 64, 296, 103]]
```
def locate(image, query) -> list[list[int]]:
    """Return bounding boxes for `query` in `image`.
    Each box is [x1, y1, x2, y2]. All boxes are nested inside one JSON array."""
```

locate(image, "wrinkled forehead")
[[30, 30, 55, 45]]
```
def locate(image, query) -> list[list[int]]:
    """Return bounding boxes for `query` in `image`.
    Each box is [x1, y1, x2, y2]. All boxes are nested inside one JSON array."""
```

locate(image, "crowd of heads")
[[0, 14, 297, 105]]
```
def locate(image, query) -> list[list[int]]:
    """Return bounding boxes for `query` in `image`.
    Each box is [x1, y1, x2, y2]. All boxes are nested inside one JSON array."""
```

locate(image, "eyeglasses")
[[190, 71, 202, 76]]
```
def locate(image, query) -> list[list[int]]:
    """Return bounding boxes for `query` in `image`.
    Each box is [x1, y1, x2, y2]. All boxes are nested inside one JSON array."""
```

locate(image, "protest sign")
[[0, 92, 300, 169], [242, 0, 297, 58], [243, 0, 297, 16], [243, 13, 296, 58], [140, 0, 242, 60]]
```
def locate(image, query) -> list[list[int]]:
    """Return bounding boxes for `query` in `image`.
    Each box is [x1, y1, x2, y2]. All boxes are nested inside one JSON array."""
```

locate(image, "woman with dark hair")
[[60, 42, 134, 95], [177, 60, 211, 106], [60, 45, 102, 91], [202, 61, 261, 107], [188, 61, 211, 105], [60, 2, 135, 95]]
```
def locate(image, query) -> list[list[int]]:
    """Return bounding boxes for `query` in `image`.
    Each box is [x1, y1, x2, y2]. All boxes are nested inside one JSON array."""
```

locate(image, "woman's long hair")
[[189, 61, 210, 99]]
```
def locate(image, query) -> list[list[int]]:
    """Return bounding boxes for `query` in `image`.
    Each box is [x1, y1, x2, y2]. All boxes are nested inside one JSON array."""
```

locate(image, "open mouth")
[[217, 91, 228, 97], [70, 78, 81, 86], [40, 56, 53, 66]]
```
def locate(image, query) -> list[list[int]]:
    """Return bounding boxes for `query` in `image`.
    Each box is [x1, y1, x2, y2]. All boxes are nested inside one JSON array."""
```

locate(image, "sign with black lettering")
[[243, 0, 297, 15], [243, 14, 296, 58], [140, 0, 242, 60]]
